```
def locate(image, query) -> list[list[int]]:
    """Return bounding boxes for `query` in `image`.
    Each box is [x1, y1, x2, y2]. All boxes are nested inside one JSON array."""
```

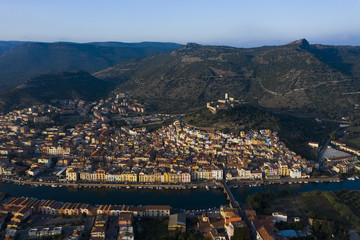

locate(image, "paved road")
[[349, 229, 360, 240], [106, 216, 119, 240], [317, 137, 331, 163]]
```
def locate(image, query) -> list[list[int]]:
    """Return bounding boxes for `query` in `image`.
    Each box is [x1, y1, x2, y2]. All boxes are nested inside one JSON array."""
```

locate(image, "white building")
[[212, 169, 223, 180], [250, 170, 263, 179], [290, 168, 302, 178], [272, 212, 287, 223], [238, 168, 251, 179], [38, 157, 52, 168]]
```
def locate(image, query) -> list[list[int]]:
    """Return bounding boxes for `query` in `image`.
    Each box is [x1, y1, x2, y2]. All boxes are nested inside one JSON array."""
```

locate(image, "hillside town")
[[0, 94, 318, 187], [0, 95, 359, 239]]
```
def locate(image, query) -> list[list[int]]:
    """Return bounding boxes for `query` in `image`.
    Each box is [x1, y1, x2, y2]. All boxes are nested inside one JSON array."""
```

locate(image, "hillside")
[[0, 41, 31, 55], [0, 71, 113, 111], [95, 39, 360, 116], [184, 105, 333, 160], [0, 41, 181, 87]]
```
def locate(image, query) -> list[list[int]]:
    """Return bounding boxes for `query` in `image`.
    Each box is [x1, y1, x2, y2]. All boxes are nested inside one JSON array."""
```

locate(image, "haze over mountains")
[[1, 39, 360, 116], [0, 41, 181, 87], [0, 71, 114, 110]]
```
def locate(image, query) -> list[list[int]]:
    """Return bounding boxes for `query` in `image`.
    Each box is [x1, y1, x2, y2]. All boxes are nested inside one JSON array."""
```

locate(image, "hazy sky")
[[1, 0, 360, 47]]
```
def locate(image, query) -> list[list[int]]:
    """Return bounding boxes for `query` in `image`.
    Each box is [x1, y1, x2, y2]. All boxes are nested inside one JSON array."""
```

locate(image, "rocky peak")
[[288, 38, 310, 49]]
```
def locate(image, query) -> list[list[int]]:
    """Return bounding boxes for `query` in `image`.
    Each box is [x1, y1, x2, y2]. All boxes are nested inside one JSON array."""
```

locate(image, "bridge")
[[217, 181, 240, 209]]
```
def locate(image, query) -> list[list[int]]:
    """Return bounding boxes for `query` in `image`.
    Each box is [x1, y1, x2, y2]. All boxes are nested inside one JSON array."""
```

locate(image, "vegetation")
[[94, 40, 360, 117], [185, 106, 279, 130], [231, 227, 250, 240], [0, 41, 181, 87], [335, 190, 360, 223], [251, 190, 360, 239], [342, 126, 360, 149], [276, 220, 304, 230], [0, 71, 114, 111], [269, 190, 360, 230], [134, 217, 205, 240], [310, 221, 348, 240], [311, 169, 331, 177], [349, 118, 360, 127], [109, 119, 128, 129], [246, 190, 276, 215]]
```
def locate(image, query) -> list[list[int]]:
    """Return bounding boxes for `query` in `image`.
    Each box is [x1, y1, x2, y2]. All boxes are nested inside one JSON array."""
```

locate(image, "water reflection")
[[0, 180, 359, 209]]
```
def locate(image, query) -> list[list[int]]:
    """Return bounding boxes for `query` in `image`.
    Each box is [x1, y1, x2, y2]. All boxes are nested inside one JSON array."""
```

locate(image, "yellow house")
[[163, 172, 170, 183], [168, 173, 181, 183], [122, 172, 137, 182], [279, 164, 290, 176], [139, 172, 157, 183], [66, 168, 78, 181], [96, 169, 107, 182]]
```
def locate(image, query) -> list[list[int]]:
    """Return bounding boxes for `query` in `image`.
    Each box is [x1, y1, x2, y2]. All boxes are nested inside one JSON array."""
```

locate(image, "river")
[[0, 180, 359, 209]]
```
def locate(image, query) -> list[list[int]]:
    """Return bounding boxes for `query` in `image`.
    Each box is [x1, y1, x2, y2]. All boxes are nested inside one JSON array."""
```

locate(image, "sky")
[[1, 0, 360, 47]]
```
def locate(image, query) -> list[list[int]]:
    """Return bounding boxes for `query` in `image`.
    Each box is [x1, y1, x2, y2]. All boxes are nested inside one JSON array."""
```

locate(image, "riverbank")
[[228, 176, 341, 187], [0, 179, 359, 210], [0, 175, 341, 190]]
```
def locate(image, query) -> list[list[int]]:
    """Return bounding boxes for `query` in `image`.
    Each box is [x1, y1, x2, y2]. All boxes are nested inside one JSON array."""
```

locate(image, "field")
[[270, 190, 360, 229], [337, 190, 360, 219], [271, 193, 339, 220], [342, 126, 360, 149]]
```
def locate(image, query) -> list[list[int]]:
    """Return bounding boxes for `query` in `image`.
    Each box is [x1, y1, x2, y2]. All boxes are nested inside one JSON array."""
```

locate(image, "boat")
[[205, 185, 209, 191], [347, 177, 356, 181]]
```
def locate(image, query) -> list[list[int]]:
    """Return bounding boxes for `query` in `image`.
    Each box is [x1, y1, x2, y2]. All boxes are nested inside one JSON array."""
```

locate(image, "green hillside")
[[95, 39, 360, 116], [0, 71, 113, 111]]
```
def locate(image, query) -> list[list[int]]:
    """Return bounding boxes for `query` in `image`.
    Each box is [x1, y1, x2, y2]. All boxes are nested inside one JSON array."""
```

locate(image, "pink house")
[[181, 172, 191, 183]]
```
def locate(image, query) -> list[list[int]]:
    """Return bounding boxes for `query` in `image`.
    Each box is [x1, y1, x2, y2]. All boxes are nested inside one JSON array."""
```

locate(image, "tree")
[[231, 227, 250, 240], [329, 130, 338, 140]]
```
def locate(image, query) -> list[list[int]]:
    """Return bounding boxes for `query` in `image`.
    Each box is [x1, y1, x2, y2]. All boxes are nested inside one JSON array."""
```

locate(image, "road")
[[317, 137, 331, 163]]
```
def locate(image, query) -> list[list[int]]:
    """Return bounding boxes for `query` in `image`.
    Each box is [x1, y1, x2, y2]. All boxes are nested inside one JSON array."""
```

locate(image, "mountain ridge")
[[0, 41, 181, 87], [0, 71, 114, 111], [94, 39, 360, 116]]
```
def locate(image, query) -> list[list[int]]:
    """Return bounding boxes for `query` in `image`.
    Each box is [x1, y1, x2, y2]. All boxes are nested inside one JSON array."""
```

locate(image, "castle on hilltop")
[[206, 93, 242, 114]]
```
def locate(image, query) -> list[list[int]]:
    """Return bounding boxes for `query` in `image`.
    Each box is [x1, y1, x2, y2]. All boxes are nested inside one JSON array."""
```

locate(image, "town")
[[0, 93, 320, 186], [0, 192, 316, 240], [0, 94, 360, 239]]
